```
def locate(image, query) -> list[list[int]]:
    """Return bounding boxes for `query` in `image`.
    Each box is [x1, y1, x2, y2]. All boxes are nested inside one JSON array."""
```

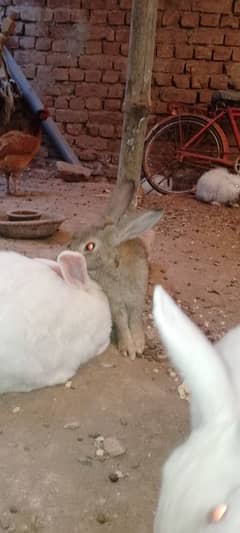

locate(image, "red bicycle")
[[143, 90, 240, 194]]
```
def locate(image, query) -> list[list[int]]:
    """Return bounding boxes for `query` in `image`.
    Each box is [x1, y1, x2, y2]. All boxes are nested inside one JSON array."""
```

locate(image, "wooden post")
[[116, 0, 158, 203]]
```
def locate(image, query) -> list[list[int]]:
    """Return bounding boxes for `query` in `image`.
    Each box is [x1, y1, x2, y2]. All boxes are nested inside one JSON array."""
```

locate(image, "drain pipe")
[[3, 47, 79, 165]]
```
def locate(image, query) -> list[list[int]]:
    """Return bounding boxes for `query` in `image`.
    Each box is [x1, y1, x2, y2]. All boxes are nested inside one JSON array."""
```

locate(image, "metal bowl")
[[0, 213, 65, 239], [7, 210, 41, 222]]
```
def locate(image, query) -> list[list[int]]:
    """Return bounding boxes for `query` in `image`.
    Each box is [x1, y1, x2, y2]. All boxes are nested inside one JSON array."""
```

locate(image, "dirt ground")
[[0, 166, 239, 533]]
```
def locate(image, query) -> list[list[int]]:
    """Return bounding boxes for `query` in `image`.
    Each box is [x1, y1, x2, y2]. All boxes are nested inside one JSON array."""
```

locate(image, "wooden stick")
[[116, 0, 158, 203]]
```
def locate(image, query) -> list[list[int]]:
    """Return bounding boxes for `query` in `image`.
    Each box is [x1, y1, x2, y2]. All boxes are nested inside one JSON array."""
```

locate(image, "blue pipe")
[[3, 47, 80, 165]]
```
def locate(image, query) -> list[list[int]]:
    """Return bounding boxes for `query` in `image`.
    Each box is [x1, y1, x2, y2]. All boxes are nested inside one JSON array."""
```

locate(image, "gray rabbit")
[[68, 181, 163, 360]]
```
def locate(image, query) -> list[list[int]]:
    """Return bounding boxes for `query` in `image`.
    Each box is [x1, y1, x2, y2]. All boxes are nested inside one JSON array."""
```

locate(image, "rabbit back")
[[0, 252, 111, 392], [215, 326, 240, 411], [196, 168, 240, 204]]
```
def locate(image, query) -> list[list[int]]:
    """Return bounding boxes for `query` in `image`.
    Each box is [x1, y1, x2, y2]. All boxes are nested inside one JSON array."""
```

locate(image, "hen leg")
[[12, 173, 20, 196], [5, 172, 11, 194]]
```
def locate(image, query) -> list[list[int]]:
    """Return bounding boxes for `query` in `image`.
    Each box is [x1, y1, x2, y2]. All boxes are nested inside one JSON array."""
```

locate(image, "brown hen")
[[0, 108, 49, 195]]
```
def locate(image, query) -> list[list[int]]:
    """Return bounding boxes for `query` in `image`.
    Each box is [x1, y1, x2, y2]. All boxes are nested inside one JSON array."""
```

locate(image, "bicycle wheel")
[[143, 115, 224, 194]]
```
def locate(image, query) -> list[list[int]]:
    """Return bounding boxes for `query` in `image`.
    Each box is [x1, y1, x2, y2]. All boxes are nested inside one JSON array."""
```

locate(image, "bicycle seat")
[[211, 90, 240, 107]]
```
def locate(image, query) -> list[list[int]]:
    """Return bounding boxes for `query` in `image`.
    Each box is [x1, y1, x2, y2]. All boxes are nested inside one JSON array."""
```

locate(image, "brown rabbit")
[[68, 181, 163, 360]]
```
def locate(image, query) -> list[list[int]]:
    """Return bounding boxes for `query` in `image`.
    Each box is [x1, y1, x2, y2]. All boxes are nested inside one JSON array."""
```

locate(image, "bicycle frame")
[[177, 107, 240, 167]]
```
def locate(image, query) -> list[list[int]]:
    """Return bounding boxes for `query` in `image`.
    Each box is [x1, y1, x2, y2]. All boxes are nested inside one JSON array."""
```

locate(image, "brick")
[[54, 8, 71, 23], [186, 61, 222, 74], [76, 135, 107, 151], [108, 11, 125, 25], [181, 12, 199, 28], [154, 73, 172, 86], [88, 25, 114, 41], [70, 9, 89, 23], [225, 31, 240, 46], [85, 70, 102, 82], [75, 83, 107, 98], [153, 58, 185, 74], [104, 99, 121, 110], [86, 124, 99, 136], [175, 44, 193, 59], [21, 65, 36, 79], [200, 14, 220, 26], [213, 46, 232, 61], [90, 10, 107, 24], [36, 37, 51, 51], [102, 70, 119, 83], [156, 29, 188, 44], [99, 125, 115, 138], [125, 11, 131, 25], [66, 124, 84, 136], [69, 97, 85, 110], [194, 46, 212, 60], [86, 97, 102, 110], [55, 96, 69, 109], [47, 83, 75, 97], [53, 68, 69, 81], [115, 29, 129, 42], [162, 10, 180, 26], [190, 29, 224, 45], [88, 111, 122, 125], [25, 22, 46, 37], [47, 53, 77, 67], [234, 0, 240, 14], [52, 41, 66, 52], [69, 68, 84, 81], [15, 21, 24, 35], [121, 43, 128, 56], [232, 48, 240, 61], [120, 0, 131, 7], [160, 87, 197, 104], [173, 74, 190, 89], [191, 74, 210, 89], [19, 37, 35, 49], [56, 109, 88, 123], [107, 84, 124, 98], [192, 0, 232, 13], [7, 37, 19, 49], [221, 15, 239, 28], [113, 57, 127, 71], [20, 6, 41, 21], [156, 44, 174, 58], [210, 74, 229, 89], [14, 50, 45, 65], [86, 41, 102, 54], [78, 55, 113, 70], [103, 41, 120, 55], [225, 63, 240, 78], [199, 89, 213, 103]]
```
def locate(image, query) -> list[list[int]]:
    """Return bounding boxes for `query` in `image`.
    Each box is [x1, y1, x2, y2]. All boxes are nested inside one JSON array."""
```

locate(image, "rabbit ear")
[[105, 180, 135, 223], [57, 251, 89, 288], [113, 209, 163, 245], [153, 285, 237, 426]]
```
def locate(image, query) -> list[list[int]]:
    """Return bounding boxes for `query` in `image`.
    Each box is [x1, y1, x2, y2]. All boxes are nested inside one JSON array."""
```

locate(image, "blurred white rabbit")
[[0, 250, 111, 393], [153, 285, 240, 533], [196, 167, 240, 206]]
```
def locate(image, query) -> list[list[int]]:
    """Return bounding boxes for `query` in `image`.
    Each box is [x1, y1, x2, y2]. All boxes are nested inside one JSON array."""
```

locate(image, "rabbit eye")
[[208, 504, 228, 523], [85, 242, 95, 252]]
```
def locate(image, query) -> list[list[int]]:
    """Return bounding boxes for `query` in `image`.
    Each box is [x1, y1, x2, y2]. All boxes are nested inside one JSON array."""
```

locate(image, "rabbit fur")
[[196, 167, 240, 206], [153, 285, 240, 533], [0, 250, 111, 393], [69, 181, 163, 361]]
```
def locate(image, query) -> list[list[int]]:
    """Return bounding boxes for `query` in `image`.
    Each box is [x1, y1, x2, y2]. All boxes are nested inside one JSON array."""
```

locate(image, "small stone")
[[63, 422, 80, 430], [12, 407, 20, 414], [88, 432, 101, 439], [9, 505, 18, 514], [119, 418, 128, 426], [96, 512, 108, 524], [96, 448, 104, 458], [104, 437, 126, 458], [77, 457, 92, 466], [109, 472, 119, 483], [77, 436, 84, 442], [65, 380, 72, 388]]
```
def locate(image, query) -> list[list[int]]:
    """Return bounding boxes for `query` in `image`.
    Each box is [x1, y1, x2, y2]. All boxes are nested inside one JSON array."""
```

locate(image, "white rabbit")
[[0, 250, 111, 393], [153, 285, 240, 533], [196, 167, 240, 206]]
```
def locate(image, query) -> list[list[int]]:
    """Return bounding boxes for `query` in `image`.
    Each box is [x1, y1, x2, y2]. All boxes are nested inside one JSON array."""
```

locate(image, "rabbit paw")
[[131, 329, 145, 356], [118, 336, 136, 361]]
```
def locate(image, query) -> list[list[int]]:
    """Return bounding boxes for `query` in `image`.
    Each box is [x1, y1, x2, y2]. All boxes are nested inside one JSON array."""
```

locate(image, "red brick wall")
[[1, 0, 240, 175]]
